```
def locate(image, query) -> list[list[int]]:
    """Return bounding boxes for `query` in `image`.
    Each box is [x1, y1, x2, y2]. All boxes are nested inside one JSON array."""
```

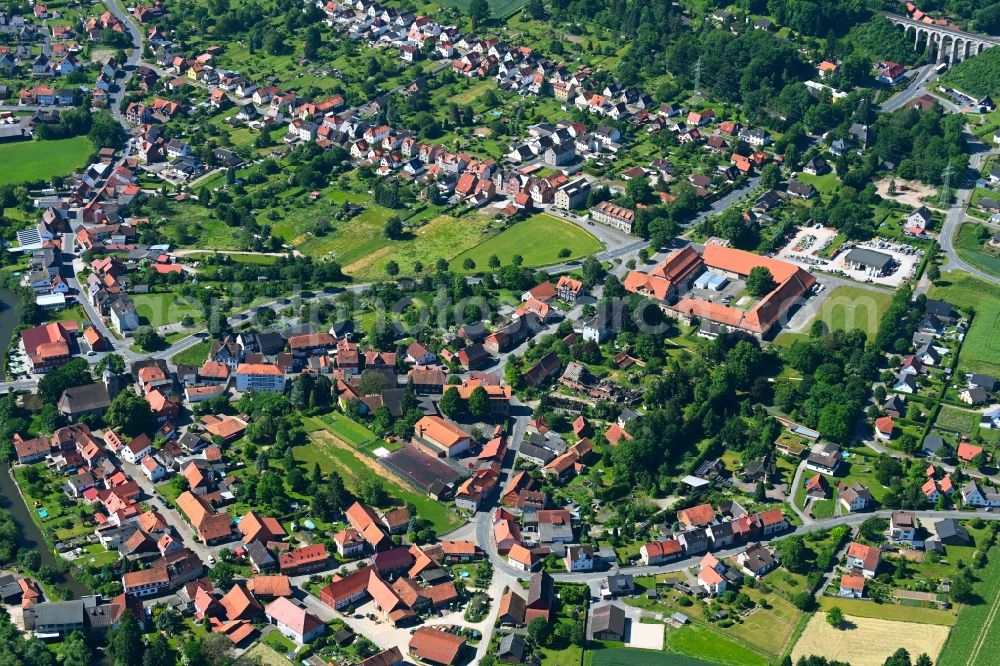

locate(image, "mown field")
[[791, 613, 950, 666], [171, 340, 212, 366], [809, 285, 893, 339], [816, 597, 956, 626], [930, 273, 1000, 377], [666, 624, 769, 666], [452, 213, 603, 270], [0, 137, 92, 185]]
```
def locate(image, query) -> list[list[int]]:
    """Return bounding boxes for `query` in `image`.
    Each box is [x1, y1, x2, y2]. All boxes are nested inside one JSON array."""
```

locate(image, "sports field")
[[0, 136, 92, 185], [809, 285, 893, 339], [791, 613, 950, 666], [930, 273, 1000, 377], [452, 213, 603, 270]]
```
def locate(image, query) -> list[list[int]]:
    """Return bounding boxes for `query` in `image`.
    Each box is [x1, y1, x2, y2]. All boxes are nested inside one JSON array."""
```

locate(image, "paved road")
[[938, 132, 1000, 285], [118, 458, 216, 563], [551, 509, 1000, 583], [880, 64, 938, 112], [100, 0, 143, 122], [788, 460, 812, 524]]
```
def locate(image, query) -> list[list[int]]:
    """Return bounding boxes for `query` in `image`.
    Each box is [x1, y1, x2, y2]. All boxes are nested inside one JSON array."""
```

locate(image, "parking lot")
[[777, 225, 923, 288], [829, 238, 923, 287], [776, 225, 840, 268]]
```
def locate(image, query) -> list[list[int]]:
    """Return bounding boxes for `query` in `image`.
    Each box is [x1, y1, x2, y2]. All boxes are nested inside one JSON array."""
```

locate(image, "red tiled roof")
[[678, 503, 715, 527], [409, 627, 466, 665]]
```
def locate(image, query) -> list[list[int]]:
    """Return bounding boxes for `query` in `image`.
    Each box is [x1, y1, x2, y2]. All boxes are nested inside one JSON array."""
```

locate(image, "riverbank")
[[0, 464, 89, 599], [0, 287, 19, 380]]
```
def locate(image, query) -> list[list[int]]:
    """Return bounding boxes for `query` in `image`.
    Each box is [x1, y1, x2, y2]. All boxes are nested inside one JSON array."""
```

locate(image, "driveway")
[[118, 458, 215, 562]]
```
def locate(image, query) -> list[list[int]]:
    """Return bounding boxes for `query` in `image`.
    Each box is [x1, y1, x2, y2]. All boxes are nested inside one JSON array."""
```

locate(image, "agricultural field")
[[930, 273, 1000, 377], [809, 285, 893, 339], [452, 213, 604, 270], [791, 613, 950, 666], [0, 137, 93, 185], [937, 542, 1000, 666]]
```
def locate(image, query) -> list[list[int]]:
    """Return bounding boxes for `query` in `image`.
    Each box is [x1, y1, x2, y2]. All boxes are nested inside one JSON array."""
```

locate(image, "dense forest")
[[940, 46, 1000, 97], [872, 106, 968, 185]]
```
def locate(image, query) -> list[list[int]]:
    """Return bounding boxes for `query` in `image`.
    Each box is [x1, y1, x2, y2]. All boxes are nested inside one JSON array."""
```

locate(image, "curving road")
[[938, 132, 1000, 285], [880, 64, 939, 113]]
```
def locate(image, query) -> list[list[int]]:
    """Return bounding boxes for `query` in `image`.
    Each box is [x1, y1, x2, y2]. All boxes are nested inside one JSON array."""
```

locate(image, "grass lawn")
[[809, 285, 892, 339], [796, 172, 840, 197], [587, 648, 716, 666], [452, 213, 603, 270], [260, 631, 296, 656], [0, 137, 92, 185], [51, 305, 89, 329], [935, 405, 981, 433], [308, 413, 378, 447], [131, 292, 202, 327], [171, 340, 211, 366], [437, 0, 527, 17], [817, 597, 956, 626], [930, 273, 1000, 377], [954, 223, 1000, 279], [297, 418, 463, 533], [449, 79, 496, 105], [666, 624, 769, 666], [184, 251, 280, 266]]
